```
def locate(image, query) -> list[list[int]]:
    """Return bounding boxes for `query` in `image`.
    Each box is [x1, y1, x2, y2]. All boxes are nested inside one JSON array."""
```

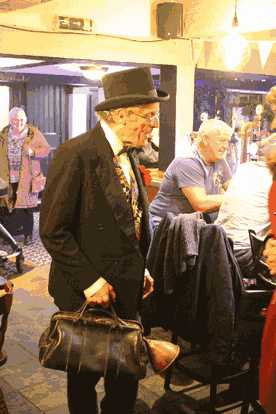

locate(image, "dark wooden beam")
[[0, 71, 100, 86], [0, 53, 161, 70]]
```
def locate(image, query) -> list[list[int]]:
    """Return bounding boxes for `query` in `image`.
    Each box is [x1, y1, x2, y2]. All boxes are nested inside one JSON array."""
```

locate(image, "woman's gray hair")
[[8, 107, 27, 123]]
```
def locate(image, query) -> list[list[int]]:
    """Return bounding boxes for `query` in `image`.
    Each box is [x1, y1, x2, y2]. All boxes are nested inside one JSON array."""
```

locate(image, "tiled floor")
[[0, 213, 256, 413], [0, 212, 51, 280], [12, 212, 51, 267]]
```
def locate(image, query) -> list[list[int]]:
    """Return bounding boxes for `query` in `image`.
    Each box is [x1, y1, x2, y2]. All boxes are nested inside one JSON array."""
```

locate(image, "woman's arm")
[[29, 128, 51, 158]]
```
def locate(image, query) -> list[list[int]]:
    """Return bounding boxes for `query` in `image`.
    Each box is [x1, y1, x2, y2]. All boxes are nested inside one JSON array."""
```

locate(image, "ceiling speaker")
[[157, 2, 183, 39]]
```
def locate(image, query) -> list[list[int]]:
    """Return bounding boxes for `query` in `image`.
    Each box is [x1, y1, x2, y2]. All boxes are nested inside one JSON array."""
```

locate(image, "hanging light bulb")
[[222, 0, 248, 70]]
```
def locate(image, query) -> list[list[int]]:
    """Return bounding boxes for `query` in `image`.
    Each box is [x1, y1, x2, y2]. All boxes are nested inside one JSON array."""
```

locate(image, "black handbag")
[[39, 301, 149, 379]]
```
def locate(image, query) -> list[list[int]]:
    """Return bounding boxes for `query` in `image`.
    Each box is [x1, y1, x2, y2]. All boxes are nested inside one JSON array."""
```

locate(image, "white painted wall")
[[68, 90, 88, 138], [174, 63, 195, 156]]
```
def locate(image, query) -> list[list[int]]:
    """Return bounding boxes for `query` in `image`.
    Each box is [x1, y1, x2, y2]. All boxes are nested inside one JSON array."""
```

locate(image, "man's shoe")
[[24, 235, 33, 246]]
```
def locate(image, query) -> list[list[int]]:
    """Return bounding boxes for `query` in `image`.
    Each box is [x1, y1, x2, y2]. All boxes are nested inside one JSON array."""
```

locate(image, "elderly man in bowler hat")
[[39, 67, 169, 414]]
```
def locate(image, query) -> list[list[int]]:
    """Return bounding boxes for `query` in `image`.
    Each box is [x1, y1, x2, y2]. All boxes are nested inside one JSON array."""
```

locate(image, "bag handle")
[[76, 300, 124, 327], [76, 300, 144, 330]]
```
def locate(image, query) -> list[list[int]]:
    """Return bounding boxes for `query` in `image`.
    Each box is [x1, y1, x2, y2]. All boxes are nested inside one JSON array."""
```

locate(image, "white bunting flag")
[[258, 41, 273, 68]]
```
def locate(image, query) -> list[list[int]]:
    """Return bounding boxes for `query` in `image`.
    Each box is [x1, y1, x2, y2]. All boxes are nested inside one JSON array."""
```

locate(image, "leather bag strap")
[[71, 320, 84, 374], [64, 319, 82, 373], [105, 322, 124, 378]]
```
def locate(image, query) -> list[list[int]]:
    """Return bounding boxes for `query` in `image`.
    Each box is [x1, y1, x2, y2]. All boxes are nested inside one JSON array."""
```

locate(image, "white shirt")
[[101, 120, 132, 184], [215, 161, 271, 250]]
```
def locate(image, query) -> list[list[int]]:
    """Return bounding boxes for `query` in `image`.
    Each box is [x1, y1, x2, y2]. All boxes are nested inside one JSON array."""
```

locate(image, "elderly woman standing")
[[0, 107, 50, 245]]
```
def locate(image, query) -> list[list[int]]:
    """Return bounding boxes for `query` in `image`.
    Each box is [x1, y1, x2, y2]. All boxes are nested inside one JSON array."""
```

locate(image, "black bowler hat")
[[95, 66, 169, 111]]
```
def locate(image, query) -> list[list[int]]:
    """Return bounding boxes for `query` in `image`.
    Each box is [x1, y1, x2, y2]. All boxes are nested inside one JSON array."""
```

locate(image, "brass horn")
[[144, 338, 180, 374]]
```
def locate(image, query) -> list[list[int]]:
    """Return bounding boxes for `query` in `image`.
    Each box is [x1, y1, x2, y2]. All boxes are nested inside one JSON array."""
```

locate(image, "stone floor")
[[0, 213, 257, 413]]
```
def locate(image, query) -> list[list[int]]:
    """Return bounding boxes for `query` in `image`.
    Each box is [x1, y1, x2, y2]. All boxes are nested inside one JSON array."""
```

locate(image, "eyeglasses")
[[129, 111, 160, 123]]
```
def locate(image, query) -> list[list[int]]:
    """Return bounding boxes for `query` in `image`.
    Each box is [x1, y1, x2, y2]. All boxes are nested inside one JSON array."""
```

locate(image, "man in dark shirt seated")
[[149, 118, 232, 232]]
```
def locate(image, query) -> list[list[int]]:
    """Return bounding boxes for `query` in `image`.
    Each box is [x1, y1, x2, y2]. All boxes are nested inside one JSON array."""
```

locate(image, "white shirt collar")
[[100, 120, 123, 156]]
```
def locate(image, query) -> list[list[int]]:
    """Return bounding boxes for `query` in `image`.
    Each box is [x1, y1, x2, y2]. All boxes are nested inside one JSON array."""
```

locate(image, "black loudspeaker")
[[157, 2, 183, 39]]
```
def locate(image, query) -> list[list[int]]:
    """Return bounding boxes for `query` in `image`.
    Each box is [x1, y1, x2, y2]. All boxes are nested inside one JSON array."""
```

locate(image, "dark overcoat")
[[39, 123, 150, 318]]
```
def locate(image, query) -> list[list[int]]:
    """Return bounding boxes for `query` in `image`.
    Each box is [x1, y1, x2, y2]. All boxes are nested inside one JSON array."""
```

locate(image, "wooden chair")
[[248, 229, 276, 289], [164, 287, 271, 414], [160, 226, 271, 413], [0, 278, 13, 367]]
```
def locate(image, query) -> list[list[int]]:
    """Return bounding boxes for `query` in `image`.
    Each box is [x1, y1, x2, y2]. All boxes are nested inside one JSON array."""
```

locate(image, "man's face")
[[117, 102, 160, 149], [10, 111, 27, 132], [204, 132, 231, 162]]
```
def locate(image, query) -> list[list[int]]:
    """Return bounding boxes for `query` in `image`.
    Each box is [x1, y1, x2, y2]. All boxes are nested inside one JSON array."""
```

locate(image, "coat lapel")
[[127, 150, 151, 252], [92, 124, 139, 248]]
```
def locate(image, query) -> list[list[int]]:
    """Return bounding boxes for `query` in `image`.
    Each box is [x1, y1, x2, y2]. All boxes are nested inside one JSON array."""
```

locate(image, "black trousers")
[[0, 183, 34, 237], [67, 370, 138, 414]]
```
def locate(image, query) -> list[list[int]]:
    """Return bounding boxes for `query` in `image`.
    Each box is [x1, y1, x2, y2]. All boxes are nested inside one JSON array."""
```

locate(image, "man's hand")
[[0, 280, 14, 298], [143, 274, 154, 299], [4, 280, 14, 294], [87, 282, 116, 308], [263, 238, 276, 275]]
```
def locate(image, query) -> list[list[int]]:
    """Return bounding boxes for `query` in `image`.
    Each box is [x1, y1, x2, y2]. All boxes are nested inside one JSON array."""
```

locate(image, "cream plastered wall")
[[0, 0, 196, 152], [0, 0, 151, 36]]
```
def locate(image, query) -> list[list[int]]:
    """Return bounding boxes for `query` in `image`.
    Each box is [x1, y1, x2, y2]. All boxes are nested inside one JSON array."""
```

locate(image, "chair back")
[[147, 213, 244, 367], [248, 229, 276, 288]]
